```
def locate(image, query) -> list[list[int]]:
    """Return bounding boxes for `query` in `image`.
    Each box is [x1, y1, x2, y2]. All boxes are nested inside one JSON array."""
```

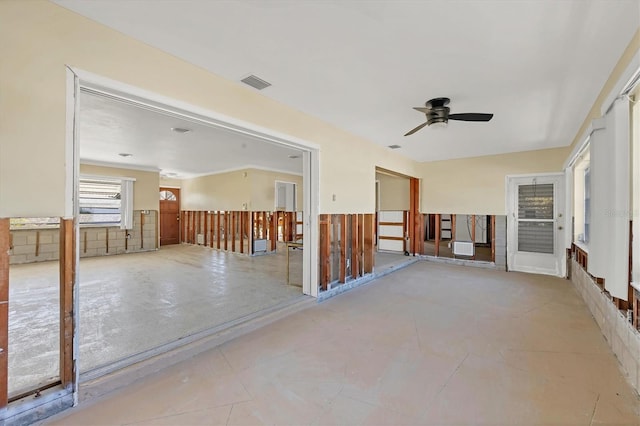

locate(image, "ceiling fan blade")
[[404, 121, 429, 136], [448, 113, 493, 122], [413, 107, 431, 113]]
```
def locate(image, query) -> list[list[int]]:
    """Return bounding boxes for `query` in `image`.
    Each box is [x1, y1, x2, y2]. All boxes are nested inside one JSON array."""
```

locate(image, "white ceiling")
[[79, 91, 303, 178], [57, 0, 639, 163]]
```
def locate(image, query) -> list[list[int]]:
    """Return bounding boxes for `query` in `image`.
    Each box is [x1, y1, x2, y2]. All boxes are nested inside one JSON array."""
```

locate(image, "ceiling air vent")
[[388, 144, 402, 149], [241, 74, 271, 90]]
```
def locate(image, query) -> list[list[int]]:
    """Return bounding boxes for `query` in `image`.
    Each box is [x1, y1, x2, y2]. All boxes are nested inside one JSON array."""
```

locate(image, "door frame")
[[506, 172, 567, 277], [64, 67, 321, 401], [159, 187, 181, 246]]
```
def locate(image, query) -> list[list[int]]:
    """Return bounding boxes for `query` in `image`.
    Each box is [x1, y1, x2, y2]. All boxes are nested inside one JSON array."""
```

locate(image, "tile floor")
[[45, 262, 640, 425]]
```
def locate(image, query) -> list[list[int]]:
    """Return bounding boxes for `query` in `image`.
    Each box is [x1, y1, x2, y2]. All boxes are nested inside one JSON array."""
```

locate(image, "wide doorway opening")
[[7, 75, 319, 397]]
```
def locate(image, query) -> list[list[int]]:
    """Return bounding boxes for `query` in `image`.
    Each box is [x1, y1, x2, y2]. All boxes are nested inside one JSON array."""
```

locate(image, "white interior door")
[[507, 174, 566, 276]]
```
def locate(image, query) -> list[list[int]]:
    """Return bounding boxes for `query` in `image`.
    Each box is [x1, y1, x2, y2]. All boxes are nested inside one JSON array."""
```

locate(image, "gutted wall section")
[[9, 211, 157, 264]]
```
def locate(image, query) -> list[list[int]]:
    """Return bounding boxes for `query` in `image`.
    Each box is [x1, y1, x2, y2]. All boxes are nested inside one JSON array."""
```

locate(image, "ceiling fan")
[[404, 97, 493, 136]]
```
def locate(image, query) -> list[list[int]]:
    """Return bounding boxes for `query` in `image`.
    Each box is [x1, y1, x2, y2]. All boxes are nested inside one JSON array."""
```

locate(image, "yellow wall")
[[159, 177, 182, 188], [376, 173, 410, 210], [419, 147, 569, 215], [249, 169, 303, 211], [80, 164, 159, 211], [181, 169, 251, 211], [0, 0, 416, 218], [180, 168, 303, 211]]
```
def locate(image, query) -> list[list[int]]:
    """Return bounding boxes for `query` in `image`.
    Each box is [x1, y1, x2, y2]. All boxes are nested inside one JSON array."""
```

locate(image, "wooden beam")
[[0, 219, 9, 407], [216, 211, 221, 250], [59, 218, 75, 387], [402, 212, 408, 253], [470, 214, 476, 260], [83, 231, 87, 254], [224, 212, 229, 251], [339, 215, 347, 283], [239, 211, 244, 254], [203, 212, 209, 247], [141, 212, 146, 249], [409, 177, 420, 255], [231, 212, 237, 252], [434, 213, 441, 257], [363, 214, 374, 274], [181, 211, 186, 243], [319, 214, 331, 290], [451, 215, 456, 242], [351, 215, 359, 279], [250, 212, 255, 255], [491, 215, 496, 263], [106, 227, 110, 254], [270, 212, 277, 251]]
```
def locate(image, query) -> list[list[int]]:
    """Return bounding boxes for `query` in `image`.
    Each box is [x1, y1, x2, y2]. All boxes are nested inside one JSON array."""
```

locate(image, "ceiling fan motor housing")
[[428, 106, 449, 126]]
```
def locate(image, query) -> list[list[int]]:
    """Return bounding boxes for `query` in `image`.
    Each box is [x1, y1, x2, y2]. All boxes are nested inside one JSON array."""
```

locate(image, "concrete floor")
[[8, 244, 404, 397], [9, 244, 304, 396], [46, 262, 640, 425]]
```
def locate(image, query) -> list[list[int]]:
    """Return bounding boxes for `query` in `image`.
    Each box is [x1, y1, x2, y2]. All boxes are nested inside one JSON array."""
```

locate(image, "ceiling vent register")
[[241, 74, 272, 90]]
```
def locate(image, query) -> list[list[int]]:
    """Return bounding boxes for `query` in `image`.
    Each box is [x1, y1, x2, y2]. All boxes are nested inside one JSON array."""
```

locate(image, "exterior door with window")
[[507, 174, 565, 276], [159, 188, 180, 246]]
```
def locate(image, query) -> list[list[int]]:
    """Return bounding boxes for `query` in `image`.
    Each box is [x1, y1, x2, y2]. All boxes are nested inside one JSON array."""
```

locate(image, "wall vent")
[[452, 241, 474, 257], [241, 74, 271, 90], [388, 144, 402, 149]]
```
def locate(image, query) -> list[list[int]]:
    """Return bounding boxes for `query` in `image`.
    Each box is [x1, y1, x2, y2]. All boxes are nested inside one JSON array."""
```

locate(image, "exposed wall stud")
[[0, 218, 9, 408]]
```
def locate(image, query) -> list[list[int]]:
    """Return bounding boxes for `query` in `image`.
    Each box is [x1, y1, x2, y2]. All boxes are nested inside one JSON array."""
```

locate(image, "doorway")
[[507, 173, 566, 276], [159, 187, 180, 246]]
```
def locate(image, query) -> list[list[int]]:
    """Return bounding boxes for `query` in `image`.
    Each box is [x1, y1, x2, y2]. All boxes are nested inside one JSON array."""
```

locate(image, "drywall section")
[[376, 172, 410, 211], [159, 176, 182, 188], [0, 0, 417, 218], [80, 164, 160, 212], [180, 168, 303, 212], [250, 169, 303, 212], [181, 169, 250, 211], [419, 147, 568, 215]]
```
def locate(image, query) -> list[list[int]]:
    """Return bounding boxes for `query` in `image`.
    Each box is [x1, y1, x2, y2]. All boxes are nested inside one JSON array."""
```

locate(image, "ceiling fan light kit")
[[404, 97, 493, 136]]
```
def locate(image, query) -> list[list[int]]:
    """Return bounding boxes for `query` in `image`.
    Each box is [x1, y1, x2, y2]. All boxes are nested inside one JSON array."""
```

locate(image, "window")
[[159, 190, 177, 201], [79, 178, 122, 225]]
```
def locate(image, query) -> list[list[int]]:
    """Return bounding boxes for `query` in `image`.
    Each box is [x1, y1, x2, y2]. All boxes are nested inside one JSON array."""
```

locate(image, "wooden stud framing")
[[59, 218, 74, 387], [409, 177, 419, 255], [434, 213, 441, 257], [0, 219, 9, 407], [203, 212, 209, 247], [491, 215, 496, 263], [231, 212, 237, 252], [216, 212, 221, 250], [339, 215, 347, 283], [270, 213, 277, 251], [470, 214, 476, 260], [106, 228, 110, 254], [250, 212, 255, 255], [140, 212, 145, 249], [451, 215, 456, 242], [402, 212, 408, 253], [224, 212, 229, 251], [319, 214, 331, 290], [363, 214, 374, 274], [351, 215, 359, 279]]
